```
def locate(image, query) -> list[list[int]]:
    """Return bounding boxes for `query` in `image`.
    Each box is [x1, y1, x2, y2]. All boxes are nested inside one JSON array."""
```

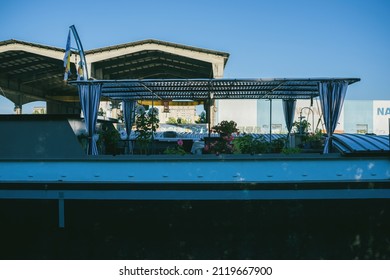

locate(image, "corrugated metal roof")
[[332, 133, 389, 154]]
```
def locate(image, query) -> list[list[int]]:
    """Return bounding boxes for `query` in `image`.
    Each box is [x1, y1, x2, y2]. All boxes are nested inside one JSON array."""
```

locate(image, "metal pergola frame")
[[69, 77, 360, 101], [69, 77, 360, 154]]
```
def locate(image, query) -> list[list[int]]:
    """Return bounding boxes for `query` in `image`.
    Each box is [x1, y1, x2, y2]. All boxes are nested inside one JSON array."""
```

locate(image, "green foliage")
[[166, 117, 191, 125], [135, 106, 159, 154], [204, 120, 238, 154], [99, 124, 120, 146], [281, 147, 301, 154], [232, 135, 287, 154], [232, 134, 270, 154], [270, 138, 286, 152], [303, 130, 323, 142], [293, 120, 310, 134], [163, 140, 186, 155], [301, 130, 324, 149], [95, 123, 121, 154], [195, 111, 207, 124], [204, 135, 235, 154], [166, 117, 177, 124], [212, 120, 238, 135]]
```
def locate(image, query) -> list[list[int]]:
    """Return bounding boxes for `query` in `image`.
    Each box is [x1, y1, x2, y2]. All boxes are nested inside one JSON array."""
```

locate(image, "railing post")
[[58, 192, 65, 228]]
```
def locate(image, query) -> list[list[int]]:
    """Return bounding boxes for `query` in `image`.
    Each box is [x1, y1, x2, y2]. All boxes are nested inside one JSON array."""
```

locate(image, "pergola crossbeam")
[[70, 78, 359, 101]]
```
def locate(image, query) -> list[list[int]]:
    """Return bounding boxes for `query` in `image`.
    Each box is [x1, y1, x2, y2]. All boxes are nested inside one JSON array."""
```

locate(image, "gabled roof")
[[86, 39, 230, 61], [0, 39, 76, 105], [86, 39, 229, 80], [0, 38, 229, 105], [0, 39, 65, 54]]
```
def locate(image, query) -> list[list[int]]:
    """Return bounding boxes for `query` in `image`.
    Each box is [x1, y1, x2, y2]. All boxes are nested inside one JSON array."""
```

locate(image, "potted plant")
[[212, 120, 238, 136], [204, 120, 238, 154], [293, 120, 310, 134], [303, 130, 324, 149], [163, 139, 186, 155]]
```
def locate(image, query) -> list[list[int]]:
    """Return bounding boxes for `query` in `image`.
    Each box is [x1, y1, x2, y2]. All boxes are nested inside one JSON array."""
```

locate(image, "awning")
[[69, 78, 360, 101]]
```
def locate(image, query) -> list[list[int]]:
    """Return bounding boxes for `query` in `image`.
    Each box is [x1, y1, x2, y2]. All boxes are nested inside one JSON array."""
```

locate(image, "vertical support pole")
[[207, 88, 212, 138], [58, 192, 65, 228], [388, 118, 390, 150], [88, 84, 94, 156], [269, 99, 272, 142]]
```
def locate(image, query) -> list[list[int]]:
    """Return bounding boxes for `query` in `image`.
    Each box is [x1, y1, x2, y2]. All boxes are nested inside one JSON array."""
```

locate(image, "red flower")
[[177, 139, 184, 146]]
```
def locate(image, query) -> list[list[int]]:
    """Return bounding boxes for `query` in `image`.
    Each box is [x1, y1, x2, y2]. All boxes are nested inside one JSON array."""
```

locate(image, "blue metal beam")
[[0, 155, 388, 184]]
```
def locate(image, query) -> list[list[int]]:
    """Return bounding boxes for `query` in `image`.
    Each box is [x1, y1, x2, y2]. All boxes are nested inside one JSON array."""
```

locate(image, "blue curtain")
[[282, 99, 296, 135], [319, 81, 348, 153], [77, 83, 102, 155], [123, 100, 136, 154]]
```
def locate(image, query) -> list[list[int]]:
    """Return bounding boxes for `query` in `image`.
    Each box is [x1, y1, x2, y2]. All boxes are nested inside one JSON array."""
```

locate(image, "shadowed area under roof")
[[0, 38, 229, 110]]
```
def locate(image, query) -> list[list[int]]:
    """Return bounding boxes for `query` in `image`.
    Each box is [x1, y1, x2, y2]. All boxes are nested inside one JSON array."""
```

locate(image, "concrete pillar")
[[87, 63, 93, 79], [210, 61, 225, 128], [212, 62, 224, 79]]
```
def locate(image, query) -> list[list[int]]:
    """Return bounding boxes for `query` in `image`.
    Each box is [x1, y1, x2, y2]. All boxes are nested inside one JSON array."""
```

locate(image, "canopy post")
[[207, 82, 212, 138], [269, 99, 272, 142], [58, 192, 65, 228]]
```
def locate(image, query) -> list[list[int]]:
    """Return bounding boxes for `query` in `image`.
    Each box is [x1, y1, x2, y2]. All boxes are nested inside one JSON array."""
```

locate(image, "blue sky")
[[0, 0, 389, 113]]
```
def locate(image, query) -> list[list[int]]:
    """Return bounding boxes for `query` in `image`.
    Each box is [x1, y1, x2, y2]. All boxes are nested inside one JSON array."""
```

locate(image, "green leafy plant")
[[232, 134, 270, 154], [302, 130, 324, 149], [135, 105, 159, 154], [204, 135, 235, 154], [212, 120, 238, 135], [293, 120, 310, 134], [282, 147, 301, 154], [195, 111, 207, 124], [270, 137, 286, 153], [163, 139, 186, 155], [91, 123, 121, 154]]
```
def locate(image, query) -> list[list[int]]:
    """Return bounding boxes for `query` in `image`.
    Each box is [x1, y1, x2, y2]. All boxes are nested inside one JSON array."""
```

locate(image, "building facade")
[[217, 99, 390, 135]]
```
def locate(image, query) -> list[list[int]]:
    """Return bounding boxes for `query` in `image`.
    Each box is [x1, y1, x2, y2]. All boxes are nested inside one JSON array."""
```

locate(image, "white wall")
[[213, 98, 390, 135], [373, 100, 390, 135], [216, 100, 257, 127]]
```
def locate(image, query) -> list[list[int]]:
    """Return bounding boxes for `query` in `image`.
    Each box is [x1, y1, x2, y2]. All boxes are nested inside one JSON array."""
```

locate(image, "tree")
[[195, 111, 207, 124], [166, 117, 177, 124]]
